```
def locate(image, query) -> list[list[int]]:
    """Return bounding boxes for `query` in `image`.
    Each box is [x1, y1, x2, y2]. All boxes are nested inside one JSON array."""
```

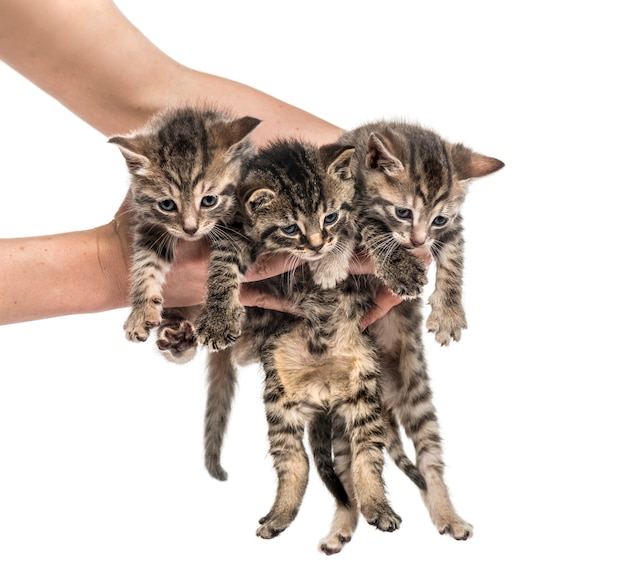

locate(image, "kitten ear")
[[365, 132, 404, 176], [245, 188, 276, 215], [221, 116, 262, 162], [450, 143, 504, 180], [320, 144, 355, 180], [108, 135, 151, 175]]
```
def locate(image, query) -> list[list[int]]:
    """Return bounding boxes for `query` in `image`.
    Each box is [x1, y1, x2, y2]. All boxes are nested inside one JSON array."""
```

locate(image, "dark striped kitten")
[[198, 140, 404, 539], [109, 106, 260, 344], [314, 121, 504, 554]]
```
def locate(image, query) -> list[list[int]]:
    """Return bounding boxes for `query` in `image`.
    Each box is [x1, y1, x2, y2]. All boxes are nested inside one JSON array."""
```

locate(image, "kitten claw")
[[377, 256, 428, 299], [195, 305, 244, 352]]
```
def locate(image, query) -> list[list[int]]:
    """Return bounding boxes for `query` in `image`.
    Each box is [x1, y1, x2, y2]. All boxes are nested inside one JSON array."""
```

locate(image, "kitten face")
[[128, 160, 240, 242], [110, 107, 261, 242], [348, 122, 503, 256], [241, 140, 356, 263]]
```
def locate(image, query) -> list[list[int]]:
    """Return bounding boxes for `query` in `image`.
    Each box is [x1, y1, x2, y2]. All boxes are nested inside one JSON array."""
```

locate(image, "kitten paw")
[[124, 301, 162, 342], [195, 303, 244, 352], [436, 516, 473, 541], [319, 530, 353, 555], [156, 320, 198, 363], [256, 513, 289, 539], [426, 306, 467, 346], [378, 255, 428, 299], [362, 505, 401, 532]]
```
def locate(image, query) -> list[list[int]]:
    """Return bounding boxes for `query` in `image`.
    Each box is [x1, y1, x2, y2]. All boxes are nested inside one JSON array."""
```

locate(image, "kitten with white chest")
[[109, 105, 260, 344]]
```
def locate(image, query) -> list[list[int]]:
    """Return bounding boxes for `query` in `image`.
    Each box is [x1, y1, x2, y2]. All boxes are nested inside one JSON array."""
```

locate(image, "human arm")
[[0, 0, 343, 325]]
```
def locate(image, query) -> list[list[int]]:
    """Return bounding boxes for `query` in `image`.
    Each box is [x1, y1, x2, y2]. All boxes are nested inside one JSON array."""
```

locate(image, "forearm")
[[0, 0, 342, 143], [0, 0, 344, 325], [0, 223, 129, 324]]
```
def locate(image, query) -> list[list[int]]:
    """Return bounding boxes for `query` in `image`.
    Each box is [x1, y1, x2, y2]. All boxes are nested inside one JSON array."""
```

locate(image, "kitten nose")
[[183, 225, 198, 236], [308, 233, 324, 252], [411, 232, 427, 247]]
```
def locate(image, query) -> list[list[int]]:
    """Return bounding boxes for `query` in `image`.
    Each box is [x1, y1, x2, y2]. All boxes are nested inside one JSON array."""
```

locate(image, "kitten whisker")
[[430, 239, 445, 260]]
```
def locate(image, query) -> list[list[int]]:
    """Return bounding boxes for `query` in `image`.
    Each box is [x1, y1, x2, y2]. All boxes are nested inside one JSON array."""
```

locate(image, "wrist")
[[95, 220, 130, 312]]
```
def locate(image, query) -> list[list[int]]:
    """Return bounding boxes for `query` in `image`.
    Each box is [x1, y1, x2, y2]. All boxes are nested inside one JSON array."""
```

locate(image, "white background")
[[1, 1, 624, 579]]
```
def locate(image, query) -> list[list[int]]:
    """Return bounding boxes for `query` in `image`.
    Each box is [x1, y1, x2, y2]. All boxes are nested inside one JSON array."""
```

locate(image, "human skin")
[[0, 0, 343, 324]]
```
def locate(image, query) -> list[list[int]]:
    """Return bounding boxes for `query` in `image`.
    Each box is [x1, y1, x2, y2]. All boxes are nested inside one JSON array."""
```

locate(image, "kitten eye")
[[201, 194, 218, 208], [432, 215, 448, 227], [324, 212, 339, 226], [281, 224, 300, 236], [158, 199, 177, 212], [395, 207, 412, 220]]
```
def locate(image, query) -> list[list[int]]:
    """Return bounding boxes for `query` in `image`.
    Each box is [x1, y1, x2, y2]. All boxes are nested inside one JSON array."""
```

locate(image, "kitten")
[[197, 139, 404, 539], [313, 121, 504, 554], [109, 105, 260, 344]]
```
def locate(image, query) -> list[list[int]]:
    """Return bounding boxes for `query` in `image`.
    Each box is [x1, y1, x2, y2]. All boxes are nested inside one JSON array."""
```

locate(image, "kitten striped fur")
[[109, 105, 260, 345], [198, 140, 404, 539], [314, 121, 504, 554]]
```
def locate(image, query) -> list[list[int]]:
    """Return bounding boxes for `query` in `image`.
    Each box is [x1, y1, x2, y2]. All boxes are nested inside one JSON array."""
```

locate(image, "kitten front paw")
[[124, 300, 163, 342], [426, 305, 467, 346], [195, 303, 245, 352], [156, 319, 198, 363], [378, 255, 428, 299]]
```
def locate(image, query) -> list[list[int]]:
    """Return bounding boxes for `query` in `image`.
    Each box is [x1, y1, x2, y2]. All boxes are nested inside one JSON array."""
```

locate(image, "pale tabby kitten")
[[109, 105, 260, 344]]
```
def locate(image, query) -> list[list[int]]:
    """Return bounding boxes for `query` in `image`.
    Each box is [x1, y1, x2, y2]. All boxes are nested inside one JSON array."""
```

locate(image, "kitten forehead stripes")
[[247, 141, 327, 214]]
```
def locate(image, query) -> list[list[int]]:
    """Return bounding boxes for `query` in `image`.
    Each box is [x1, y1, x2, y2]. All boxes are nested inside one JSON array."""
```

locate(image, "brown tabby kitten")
[[109, 105, 260, 344], [313, 121, 504, 554], [197, 139, 405, 539]]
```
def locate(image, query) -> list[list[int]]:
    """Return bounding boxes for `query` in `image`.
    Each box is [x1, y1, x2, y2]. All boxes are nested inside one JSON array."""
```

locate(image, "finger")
[[360, 286, 403, 331], [244, 252, 302, 282], [408, 246, 433, 267], [349, 250, 376, 275], [239, 284, 303, 317]]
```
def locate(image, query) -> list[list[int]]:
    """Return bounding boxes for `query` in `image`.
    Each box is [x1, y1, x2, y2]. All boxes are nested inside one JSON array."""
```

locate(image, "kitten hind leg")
[[256, 414, 309, 539], [318, 431, 359, 555], [402, 381, 472, 540], [339, 355, 401, 533], [375, 302, 471, 540], [256, 359, 309, 539]]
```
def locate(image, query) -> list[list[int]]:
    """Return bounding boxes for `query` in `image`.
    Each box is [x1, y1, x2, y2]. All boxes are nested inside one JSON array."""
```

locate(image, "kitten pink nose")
[[410, 232, 427, 247]]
